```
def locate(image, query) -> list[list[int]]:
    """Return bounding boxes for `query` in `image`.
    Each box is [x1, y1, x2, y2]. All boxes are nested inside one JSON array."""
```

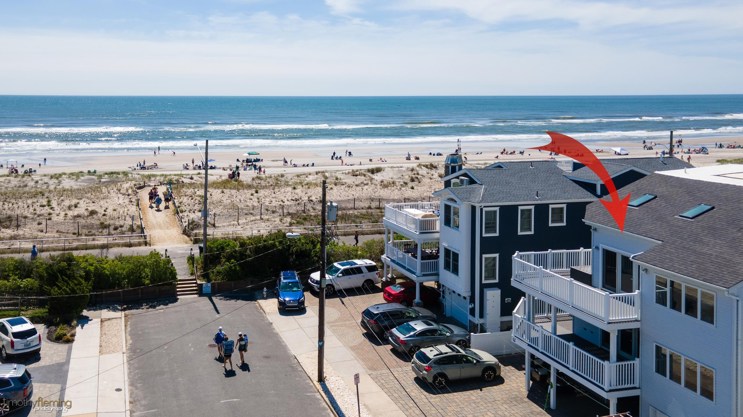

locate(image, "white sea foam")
[[0, 126, 143, 134]]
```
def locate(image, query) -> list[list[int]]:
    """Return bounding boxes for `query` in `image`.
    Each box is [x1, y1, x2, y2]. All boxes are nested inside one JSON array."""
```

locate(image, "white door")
[[485, 288, 501, 332]]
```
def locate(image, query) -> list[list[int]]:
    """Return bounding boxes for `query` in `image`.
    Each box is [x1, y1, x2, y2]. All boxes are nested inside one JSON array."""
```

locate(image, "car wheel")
[[432, 373, 448, 389], [324, 285, 336, 297], [0, 346, 7, 362], [482, 367, 497, 382], [407, 345, 420, 355], [455, 339, 469, 348], [362, 279, 375, 292]]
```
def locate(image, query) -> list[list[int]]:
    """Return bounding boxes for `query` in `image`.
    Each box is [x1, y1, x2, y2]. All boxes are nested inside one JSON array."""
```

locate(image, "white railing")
[[384, 241, 439, 276], [512, 249, 640, 323], [384, 202, 440, 234], [512, 310, 640, 391]]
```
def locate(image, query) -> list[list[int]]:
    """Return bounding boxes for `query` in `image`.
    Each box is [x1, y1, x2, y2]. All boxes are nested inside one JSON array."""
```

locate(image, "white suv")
[[0, 317, 41, 361], [309, 259, 379, 296]]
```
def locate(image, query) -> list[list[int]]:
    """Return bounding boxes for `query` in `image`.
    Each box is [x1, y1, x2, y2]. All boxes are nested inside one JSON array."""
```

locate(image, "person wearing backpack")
[[222, 335, 235, 371], [213, 327, 225, 361], [237, 332, 248, 366]]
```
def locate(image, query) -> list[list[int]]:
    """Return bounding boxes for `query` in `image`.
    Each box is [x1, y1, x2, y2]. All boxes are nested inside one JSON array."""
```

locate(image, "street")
[[126, 296, 332, 417]]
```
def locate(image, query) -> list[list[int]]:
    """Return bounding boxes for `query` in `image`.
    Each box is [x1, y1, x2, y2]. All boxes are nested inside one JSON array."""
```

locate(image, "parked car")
[[0, 317, 41, 361], [411, 344, 500, 388], [387, 319, 470, 355], [0, 363, 33, 412], [383, 280, 440, 307], [360, 303, 436, 338], [276, 270, 305, 311], [308, 259, 379, 296]]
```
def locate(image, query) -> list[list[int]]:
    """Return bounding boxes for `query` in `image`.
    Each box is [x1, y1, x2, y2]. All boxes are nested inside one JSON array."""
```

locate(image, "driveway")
[[303, 286, 609, 417], [126, 296, 332, 417]]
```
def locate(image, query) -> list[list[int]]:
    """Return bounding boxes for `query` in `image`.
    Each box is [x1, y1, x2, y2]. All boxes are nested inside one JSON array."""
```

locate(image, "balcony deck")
[[382, 239, 439, 278], [383, 202, 439, 235], [512, 249, 640, 324], [512, 299, 639, 393]]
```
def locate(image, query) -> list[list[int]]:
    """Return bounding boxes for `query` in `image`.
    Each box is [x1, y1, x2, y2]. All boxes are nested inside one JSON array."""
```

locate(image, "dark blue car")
[[276, 271, 305, 311]]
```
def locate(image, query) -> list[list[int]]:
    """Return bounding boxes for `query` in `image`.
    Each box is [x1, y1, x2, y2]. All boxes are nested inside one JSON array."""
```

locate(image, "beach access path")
[[138, 187, 191, 247]]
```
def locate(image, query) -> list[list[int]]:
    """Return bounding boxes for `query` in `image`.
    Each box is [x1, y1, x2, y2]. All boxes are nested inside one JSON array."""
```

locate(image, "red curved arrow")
[[532, 131, 630, 231]]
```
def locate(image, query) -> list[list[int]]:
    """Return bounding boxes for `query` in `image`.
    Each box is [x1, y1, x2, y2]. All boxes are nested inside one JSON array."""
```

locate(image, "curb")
[[293, 354, 340, 417], [121, 310, 131, 417]]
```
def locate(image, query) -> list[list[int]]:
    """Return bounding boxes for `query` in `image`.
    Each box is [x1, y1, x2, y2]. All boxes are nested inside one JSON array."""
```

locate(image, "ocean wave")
[[681, 113, 743, 121], [0, 126, 143, 134]]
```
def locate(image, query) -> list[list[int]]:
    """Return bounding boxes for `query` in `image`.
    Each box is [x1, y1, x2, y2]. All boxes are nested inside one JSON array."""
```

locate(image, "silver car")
[[387, 320, 469, 355], [411, 344, 501, 388]]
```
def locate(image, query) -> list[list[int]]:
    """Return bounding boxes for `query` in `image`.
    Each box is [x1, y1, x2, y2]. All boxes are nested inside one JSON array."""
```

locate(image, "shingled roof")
[[435, 161, 595, 204], [567, 157, 692, 183], [584, 172, 743, 288]]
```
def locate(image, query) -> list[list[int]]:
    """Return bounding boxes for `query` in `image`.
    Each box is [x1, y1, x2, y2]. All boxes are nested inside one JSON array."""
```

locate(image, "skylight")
[[679, 204, 714, 219], [628, 193, 657, 208]]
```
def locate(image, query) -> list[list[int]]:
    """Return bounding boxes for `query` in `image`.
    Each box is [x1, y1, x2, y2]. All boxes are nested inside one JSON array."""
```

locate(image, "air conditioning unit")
[[451, 178, 461, 187]]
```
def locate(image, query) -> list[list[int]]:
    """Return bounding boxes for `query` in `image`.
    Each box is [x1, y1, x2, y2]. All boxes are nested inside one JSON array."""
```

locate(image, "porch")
[[512, 249, 640, 324], [381, 239, 439, 278], [383, 202, 440, 235]]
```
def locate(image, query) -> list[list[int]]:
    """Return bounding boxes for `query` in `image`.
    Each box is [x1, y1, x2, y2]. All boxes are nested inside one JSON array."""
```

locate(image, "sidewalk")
[[63, 309, 129, 417], [257, 299, 405, 417]]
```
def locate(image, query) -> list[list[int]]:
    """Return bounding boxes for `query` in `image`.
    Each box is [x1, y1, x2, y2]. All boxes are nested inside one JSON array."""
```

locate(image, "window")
[[629, 193, 657, 207], [444, 203, 460, 230], [685, 287, 699, 318], [679, 204, 714, 219], [655, 344, 714, 401], [700, 365, 715, 401], [482, 254, 499, 283], [656, 275, 716, 325], [444, 248, 459, 275], [549, 204, 566, 226], [655, 345, 668, 377], [701, 291, 715, 325], [684, 358, 698, 392], [670, 281, 682, 313], [655, 276, 668, 307], [518, 206, 534, 235], [669, 351, 682, 384], [483, 208, 499, 236], [602, 249, 617, 292]]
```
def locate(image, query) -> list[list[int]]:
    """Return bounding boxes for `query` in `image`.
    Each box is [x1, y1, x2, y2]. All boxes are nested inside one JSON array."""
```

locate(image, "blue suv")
[[276, 271, 305, 311]]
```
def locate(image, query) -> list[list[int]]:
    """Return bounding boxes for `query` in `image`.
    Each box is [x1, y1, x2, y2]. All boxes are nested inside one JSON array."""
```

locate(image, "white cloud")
[[325, 0, 365, 16]]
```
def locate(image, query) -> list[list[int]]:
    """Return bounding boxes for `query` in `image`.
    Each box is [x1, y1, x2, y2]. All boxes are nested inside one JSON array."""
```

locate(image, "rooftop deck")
[[383, 202, 439, 235]]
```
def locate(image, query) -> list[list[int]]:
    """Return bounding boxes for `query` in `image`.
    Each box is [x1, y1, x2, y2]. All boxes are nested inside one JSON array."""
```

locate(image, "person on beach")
[[237, 332, 248, 365], [214, 326, 226, 360], [222, 336, 235, 371]]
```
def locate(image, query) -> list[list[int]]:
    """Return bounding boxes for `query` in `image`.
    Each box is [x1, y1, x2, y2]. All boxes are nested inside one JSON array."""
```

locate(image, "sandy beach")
[[2, 136, 743, 242]]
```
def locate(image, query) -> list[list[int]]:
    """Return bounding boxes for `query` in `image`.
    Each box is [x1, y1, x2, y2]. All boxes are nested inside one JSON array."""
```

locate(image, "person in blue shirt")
[[31, 244, 38, 260], [222, 335, 235, 371], [214, 327, 225, 360]]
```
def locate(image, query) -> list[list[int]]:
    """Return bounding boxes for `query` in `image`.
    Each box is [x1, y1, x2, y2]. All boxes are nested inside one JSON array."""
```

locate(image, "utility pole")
[[318, 179, 327, 382], [202, 140, 210, 282]]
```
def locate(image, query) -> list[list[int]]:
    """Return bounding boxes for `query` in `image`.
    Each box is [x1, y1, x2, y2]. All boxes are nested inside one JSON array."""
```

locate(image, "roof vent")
[[679, 204, 714, 219], [530, 161, 534, 168], [535, 190, 540, 199], [628, 193, 657, 208]]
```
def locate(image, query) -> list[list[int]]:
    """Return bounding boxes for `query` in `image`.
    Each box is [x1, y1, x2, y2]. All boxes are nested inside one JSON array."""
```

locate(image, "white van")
[[308, 259, 379, 296]]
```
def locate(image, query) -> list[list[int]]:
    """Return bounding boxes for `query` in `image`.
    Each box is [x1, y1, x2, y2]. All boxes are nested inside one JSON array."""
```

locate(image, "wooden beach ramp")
[[138, 187, 191, 246]]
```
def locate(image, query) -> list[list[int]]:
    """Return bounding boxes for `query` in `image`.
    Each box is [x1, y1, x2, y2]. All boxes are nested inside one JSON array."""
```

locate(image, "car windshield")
[[414, 350, 431, 363], [396, 322, 417, 336], [388, 284, 404, 292], [465, 349, 483, 360], [280, 282, 302, 292], [440, 325, 453, 335], [12, 328, 37, 340], [326, 264, 342, 276]]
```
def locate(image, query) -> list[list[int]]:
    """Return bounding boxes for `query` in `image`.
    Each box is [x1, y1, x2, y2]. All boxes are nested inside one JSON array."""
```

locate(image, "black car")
[[360, 303, 436, 339], [0, 364, 32, 413]]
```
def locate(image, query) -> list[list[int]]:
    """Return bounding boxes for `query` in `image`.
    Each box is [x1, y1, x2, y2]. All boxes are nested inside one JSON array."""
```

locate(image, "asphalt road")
[[126, 296, 332, 417]]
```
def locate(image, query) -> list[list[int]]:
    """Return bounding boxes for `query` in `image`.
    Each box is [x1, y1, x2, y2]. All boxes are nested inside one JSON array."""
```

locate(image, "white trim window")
[[549, 204, 566, 226], [654, 344, 714, 401], [482, 254, 499, 283], [518, 206, 534, 235], [444, 203, 460, 230], [444, 248, 459, 276], [655, 275, 715, 325], [482, 208, 499, 236]]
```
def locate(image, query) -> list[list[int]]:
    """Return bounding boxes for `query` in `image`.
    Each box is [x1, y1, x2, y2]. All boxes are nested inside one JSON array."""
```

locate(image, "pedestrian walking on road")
[[30, 245, 38, 260], [354, 231, 359, 246], [237, 332, 248, 365], [223, 336, 235, 371], [214, 326, 225, 360]]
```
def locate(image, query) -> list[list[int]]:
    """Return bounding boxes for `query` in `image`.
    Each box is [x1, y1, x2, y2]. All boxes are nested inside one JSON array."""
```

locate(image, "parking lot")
[[301, 285, 609, 417]]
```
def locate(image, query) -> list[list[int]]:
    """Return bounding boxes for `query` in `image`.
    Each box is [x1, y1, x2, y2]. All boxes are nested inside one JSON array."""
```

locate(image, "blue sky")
[[1, 0, 742, 95]]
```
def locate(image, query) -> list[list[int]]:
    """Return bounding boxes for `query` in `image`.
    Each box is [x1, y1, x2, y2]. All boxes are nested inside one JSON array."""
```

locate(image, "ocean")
[[1, 95, 742, 158]]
